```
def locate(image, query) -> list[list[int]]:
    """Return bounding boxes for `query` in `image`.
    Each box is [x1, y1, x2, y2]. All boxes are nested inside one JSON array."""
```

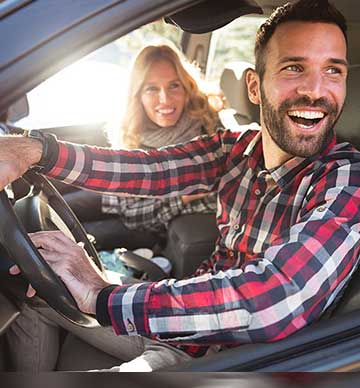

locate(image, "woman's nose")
[[158, 88, 169, 103]]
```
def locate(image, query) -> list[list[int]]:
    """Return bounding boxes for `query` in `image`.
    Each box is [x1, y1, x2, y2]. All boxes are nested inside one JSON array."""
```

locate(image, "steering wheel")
[[0, 170, 102, 327]]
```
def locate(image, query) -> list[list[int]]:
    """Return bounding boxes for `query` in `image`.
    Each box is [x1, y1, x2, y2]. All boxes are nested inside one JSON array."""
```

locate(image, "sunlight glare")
[[18, 60, 128, 133]]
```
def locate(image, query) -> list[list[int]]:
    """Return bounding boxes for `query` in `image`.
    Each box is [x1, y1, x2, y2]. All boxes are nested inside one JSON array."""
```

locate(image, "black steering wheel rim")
[[0, 170, 101, 327]]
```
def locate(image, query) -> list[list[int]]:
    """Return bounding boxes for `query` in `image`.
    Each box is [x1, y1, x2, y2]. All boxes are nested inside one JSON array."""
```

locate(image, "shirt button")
[[317, 206, 326, 212], [257, 170, 268, 177], [254, 189, 262, 196], [127, 322, 135, 332], [233, 224, 240, 230]]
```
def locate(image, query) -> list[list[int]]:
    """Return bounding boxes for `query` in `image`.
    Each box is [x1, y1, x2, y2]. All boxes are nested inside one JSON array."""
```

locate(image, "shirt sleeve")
[[110, 196, 184, 232], [103, 161, 360, 346], [45, 129, 236, 197], [180, 191, 217, 216]]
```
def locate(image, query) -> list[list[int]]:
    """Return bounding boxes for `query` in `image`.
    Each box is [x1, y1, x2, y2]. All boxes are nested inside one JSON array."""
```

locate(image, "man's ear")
[[246, 69, 261, 105]]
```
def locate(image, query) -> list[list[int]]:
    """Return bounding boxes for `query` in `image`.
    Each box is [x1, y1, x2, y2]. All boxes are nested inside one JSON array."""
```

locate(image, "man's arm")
[[21, 160, 360, 346], [99, 161, 360, 345], [0, 136, 43, 190], [44, 130, 236, 197], [0, 129, 242, 196]]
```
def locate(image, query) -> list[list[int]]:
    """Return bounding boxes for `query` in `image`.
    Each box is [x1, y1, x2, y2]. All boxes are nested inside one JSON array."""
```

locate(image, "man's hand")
[[0, 136, 43, 190], [9, 231, 112, 315]]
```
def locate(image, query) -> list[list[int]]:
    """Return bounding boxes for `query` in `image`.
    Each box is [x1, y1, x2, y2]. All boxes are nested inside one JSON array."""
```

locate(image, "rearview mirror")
[[7, 95, 29, 123]]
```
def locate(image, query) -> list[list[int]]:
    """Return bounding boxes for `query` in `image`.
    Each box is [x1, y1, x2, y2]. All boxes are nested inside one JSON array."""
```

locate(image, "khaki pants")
[[5, 301, 192, 372]]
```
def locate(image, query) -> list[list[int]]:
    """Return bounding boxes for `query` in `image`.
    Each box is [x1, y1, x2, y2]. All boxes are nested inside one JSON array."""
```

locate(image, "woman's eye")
[[143, 86, 158, 93], [169, 82, 181, 90]]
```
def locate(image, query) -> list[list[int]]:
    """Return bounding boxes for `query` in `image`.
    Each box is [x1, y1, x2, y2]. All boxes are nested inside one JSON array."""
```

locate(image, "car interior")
[[1, 0, 360, 372]]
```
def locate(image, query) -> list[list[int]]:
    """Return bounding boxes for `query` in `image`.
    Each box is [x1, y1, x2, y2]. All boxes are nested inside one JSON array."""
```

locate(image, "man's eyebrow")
[[329, 58, 348, 67], [278, 56, 348, 67], [278, 56, 306, 65]]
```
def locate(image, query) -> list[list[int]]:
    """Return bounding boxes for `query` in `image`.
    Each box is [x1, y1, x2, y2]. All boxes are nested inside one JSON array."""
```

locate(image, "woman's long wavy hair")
[[121, 44, 219, 148]]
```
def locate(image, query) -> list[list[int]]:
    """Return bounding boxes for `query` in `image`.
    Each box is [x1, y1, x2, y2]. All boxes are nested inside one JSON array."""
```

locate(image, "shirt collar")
[[243, 131, 337, 189], [244, 131, 264, 170]]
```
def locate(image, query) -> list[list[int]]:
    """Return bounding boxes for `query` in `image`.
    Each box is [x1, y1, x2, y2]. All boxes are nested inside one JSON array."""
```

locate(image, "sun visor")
[[165, 0, 263, 34]]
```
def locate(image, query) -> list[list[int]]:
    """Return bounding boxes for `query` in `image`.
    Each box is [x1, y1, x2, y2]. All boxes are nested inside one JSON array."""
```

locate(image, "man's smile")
[[287, 109, 327, 131]]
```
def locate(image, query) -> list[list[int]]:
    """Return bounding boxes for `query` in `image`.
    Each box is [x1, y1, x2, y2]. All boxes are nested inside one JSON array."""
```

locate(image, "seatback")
[[219, 61, 260, 127], [334, 65, 360, 150]]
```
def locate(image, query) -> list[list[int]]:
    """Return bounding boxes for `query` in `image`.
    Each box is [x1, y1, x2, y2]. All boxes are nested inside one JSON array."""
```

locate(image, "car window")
[[17, 20, 181, 131], [205, 16, 265, 82]]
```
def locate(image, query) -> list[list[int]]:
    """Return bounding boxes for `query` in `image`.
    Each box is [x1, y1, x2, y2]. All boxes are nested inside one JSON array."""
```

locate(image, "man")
[[1, 0, 360, 371]]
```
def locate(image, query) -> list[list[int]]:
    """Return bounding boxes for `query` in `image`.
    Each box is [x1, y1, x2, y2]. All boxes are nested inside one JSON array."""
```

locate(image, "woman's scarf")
[[139, 112, 204, 149]]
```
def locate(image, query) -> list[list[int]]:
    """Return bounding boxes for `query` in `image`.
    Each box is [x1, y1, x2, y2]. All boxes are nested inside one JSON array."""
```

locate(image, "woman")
[[65, 44, 220, 250]]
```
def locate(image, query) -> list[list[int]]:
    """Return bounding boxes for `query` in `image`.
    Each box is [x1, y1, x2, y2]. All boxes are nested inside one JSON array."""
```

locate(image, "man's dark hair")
[[254, 0, 347, 80]]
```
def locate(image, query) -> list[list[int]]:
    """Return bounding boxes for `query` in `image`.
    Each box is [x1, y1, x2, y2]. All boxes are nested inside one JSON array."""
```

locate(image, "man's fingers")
[[9, 264, 21, 275], [29, 231, 78, 253], [0, 161, 25, 191], [8, 265, 37, 298], [26, 284, 36, 298], [37, 248, 66, 266], [30, 230, 75, 244], [36, 230, 76, 246], [30, 235, 61, 252]]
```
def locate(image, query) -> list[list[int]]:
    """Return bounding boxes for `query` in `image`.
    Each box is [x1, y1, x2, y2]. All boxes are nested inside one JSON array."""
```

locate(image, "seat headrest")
[[334, 65, 360, 150], [220, 61, 260, 124]]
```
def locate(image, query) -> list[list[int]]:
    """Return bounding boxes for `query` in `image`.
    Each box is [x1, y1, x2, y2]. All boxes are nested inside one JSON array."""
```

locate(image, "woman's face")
[[140, 59, 186, 127]]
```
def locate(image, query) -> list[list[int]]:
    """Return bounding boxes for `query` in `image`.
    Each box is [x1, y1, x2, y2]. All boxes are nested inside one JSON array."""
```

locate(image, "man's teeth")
[[298, 124, 314, 129], [288, 110, 325, 119]]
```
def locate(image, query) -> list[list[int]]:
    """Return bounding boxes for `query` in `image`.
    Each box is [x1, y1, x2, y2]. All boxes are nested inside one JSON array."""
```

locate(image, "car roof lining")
[[165, 0, 263, 33], [0, 0, 32, 20]]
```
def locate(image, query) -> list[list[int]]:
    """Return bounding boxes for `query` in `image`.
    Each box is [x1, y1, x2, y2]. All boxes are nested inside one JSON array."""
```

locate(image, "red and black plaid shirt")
[[47, 129, 360, 358]]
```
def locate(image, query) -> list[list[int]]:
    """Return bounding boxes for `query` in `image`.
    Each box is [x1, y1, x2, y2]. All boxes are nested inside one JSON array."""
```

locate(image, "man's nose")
[[296, 71, 325, 100]]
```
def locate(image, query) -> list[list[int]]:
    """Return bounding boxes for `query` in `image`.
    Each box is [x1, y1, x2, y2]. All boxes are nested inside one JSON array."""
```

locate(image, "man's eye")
[[284, 65, 301, 72], [326, 67, 342, 75]]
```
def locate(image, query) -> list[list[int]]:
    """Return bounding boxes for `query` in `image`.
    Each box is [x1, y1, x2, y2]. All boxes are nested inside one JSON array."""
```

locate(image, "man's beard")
[[260, 85, 341, 158]]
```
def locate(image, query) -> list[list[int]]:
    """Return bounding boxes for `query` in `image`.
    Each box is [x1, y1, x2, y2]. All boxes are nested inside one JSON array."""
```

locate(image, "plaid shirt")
[[47, 129, 360, 358], [101, 194, 217, 233]]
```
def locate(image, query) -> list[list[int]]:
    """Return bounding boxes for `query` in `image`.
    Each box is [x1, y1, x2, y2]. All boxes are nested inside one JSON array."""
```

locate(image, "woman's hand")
[[181, 193, 209, 205], [9, 231, 112, 315]]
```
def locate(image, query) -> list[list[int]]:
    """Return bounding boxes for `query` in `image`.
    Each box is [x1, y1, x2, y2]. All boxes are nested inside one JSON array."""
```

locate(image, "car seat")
[[334, 65, 360, 150], [219, 61, 260, 130]]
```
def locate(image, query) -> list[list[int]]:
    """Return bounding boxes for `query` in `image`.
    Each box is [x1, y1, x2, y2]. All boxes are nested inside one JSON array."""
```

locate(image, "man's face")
[[253, 21, 348, 161]]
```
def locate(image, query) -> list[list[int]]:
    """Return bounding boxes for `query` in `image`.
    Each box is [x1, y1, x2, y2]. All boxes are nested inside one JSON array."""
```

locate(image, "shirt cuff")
[[106, 282, 154, 336], [40, 133, 60, 174], [96, 285, 118, 326]]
